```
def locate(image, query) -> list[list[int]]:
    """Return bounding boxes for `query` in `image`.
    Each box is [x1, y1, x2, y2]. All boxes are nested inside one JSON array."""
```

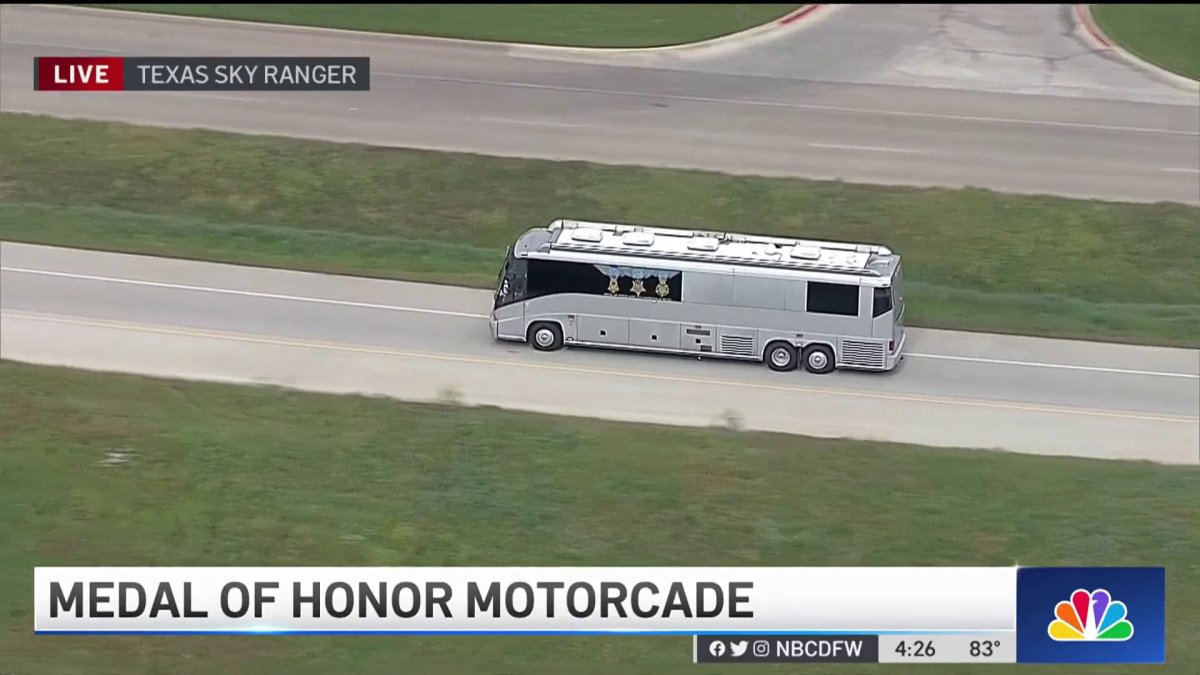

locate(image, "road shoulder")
[[1073, 4, 1200, 93]]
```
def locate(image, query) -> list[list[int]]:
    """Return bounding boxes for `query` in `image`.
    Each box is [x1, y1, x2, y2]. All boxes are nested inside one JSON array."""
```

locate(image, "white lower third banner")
[[34, 567, 1015, 634]]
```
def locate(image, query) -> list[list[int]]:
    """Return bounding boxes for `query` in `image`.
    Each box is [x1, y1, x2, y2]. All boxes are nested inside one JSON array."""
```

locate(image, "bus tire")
[[764, 341, 798, 372], [802, 344, 836, 374], [528, 322, 563, 352]]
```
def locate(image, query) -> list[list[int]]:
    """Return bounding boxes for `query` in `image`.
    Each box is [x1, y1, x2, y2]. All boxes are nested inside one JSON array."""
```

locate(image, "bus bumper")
[[488, 313, 499, 340]]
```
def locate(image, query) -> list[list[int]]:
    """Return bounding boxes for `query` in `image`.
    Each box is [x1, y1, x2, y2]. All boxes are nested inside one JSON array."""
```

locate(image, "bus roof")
[[516, 218, 901, 281]]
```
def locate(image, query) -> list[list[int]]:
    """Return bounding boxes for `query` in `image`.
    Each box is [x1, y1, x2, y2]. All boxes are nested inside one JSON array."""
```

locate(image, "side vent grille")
[[720, 334, 755, 356], [840, 340, 885, 369]]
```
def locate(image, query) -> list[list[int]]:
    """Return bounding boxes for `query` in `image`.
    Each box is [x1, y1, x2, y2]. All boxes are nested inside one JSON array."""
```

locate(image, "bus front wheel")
[[802, 344, 835, 374], [529, 322, 564, 351]]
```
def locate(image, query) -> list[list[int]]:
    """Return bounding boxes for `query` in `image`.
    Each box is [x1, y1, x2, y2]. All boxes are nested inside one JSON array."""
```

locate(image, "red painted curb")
[[1073, 4, 1113, 49], [778, 4, 822, 26]]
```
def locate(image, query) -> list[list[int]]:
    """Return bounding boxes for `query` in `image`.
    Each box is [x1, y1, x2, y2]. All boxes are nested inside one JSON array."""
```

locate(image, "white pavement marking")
[[905, 353, 1198, 380], [2, 39, 126, 54], [0, 266, 484, 320], [375, 71, 1200, 138], [807, 142, 928, 155], [476, 116, 592, 129], [1159, 167, 1200, 174], [4, 265, 1197, 380]]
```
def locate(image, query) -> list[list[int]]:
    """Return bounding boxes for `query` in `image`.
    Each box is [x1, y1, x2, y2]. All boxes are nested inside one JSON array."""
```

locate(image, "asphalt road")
[[3, 242, 1197, 464], [1, 4, 1197, 204]]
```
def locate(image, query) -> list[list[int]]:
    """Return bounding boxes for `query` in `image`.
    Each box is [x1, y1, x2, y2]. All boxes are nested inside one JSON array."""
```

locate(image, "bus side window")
[[807, 281, 859, 316]]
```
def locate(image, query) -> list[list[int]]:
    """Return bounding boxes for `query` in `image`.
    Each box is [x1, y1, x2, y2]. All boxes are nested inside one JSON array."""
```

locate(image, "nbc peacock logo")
[[1048, 588, 1134, 642]]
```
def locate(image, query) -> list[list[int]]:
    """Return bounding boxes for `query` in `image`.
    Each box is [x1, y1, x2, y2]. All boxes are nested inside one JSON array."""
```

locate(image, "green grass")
[[1092, 4, 1200, 81], [1, 112, 1198, 347], [2, 360, 1197, 674], [90, 4, 803, 48]]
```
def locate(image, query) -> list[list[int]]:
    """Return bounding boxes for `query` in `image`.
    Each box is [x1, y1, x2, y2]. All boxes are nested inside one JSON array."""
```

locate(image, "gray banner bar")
[[694, 634, 878, 664], [123, 57, 370, 91], [878, 632, 1016, 663]]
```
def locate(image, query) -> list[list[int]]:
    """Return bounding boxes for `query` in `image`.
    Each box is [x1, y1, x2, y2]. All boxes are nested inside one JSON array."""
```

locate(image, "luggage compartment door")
[[577, 316, 629, 345], [630, 319, 680, 350]]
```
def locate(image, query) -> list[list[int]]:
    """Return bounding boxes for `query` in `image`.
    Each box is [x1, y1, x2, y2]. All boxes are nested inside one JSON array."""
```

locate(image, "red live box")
[[35, 56, 126, 91]]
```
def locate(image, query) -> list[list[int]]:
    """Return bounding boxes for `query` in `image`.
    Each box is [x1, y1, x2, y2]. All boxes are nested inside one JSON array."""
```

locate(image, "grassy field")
[[1, 113, 1198, 347], [1092, 5, 1200, 81], [2, 359, 1197, 674], [91, 3, 803, 47]]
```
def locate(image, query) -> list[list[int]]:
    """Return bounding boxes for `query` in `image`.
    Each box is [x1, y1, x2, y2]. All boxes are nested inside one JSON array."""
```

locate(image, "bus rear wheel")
[[529, 322, 563, 351], [802, 344, 836, 374], [765, 342, 798, 372]]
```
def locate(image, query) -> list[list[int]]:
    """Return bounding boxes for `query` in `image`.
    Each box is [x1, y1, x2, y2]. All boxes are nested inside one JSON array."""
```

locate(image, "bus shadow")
[[553, 342, 909, 380]]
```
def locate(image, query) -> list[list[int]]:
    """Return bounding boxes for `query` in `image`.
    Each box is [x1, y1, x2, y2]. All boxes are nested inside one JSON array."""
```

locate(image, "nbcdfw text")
[[776, 637, 868, 660]]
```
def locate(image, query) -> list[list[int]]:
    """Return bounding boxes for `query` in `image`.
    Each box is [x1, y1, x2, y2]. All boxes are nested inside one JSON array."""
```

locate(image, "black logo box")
[[695, 634, 879, 664], [123, 57, 370, 91]]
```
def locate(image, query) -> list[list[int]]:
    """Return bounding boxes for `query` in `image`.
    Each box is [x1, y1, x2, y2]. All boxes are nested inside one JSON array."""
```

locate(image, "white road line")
[[5, 265, 1197, 379], [1160, 167, 1200, 174], [137, 92, 285, 105], [476, 116, 591, 129], [903, 352, 1198, 380], [807, 142, 926, 154], [1, 39, 126, 54], [373, 71, 1200, 138], [0, 266, 484, 319]]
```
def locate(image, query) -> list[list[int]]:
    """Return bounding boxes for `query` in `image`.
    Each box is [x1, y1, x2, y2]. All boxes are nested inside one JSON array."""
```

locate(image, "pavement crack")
[[944, 5, 1011, 33]]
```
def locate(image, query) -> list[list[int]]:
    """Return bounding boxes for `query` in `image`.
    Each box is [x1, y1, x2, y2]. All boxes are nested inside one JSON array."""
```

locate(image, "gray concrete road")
[[3, 242, 1197, 464], [582, 4, 1198, 102], [1, 4, 1197, 204]]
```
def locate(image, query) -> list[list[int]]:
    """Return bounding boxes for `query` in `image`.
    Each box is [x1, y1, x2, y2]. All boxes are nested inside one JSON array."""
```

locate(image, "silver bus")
[[490, 219, 906, 374]]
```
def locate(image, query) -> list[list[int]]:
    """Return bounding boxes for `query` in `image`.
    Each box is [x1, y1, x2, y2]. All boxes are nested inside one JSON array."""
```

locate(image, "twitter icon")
[[730, 641, 748, 657]]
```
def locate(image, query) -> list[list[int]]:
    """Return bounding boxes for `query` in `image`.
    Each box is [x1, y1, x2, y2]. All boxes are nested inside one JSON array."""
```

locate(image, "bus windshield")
[[494, 246, 511, 291], [493, 253, 527, 309]]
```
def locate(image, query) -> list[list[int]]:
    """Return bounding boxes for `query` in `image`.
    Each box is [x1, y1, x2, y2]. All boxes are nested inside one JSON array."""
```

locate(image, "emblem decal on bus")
[[595, 265, 679, 300]]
